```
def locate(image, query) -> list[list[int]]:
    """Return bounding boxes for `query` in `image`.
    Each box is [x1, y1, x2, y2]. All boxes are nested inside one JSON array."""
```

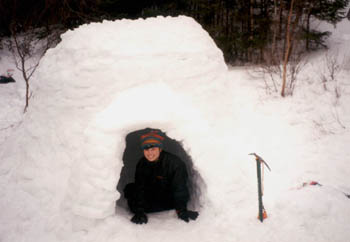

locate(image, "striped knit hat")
[[140, 130, 165, 150]]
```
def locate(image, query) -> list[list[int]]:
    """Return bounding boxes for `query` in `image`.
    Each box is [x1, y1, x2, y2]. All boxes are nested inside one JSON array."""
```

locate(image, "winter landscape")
[[0, 10, 350, 242]]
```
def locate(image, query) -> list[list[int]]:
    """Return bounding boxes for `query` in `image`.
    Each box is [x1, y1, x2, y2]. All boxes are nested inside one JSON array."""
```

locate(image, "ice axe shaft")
[[249, 153, 270, 222], [256, 160, 264, 222]]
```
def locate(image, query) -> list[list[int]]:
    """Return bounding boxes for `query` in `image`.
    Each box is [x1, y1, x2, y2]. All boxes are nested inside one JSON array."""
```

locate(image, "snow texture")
[[0, 15, 350, 242]]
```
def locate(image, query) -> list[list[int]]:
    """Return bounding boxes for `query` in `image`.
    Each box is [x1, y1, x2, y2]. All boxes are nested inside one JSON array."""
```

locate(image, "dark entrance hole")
[[116, 128, 205, 212]]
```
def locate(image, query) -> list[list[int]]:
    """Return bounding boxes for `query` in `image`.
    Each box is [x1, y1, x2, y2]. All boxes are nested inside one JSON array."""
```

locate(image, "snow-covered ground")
[[0, 14, 349, 242]]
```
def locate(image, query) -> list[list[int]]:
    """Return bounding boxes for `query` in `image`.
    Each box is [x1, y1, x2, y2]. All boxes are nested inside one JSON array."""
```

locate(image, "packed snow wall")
[[0, 15, 228, 225]]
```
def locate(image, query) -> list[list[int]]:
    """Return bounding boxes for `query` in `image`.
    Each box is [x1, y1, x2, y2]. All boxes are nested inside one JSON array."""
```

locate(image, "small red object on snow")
[[257, 209, 268, 220], [7, 69, 14, 77]]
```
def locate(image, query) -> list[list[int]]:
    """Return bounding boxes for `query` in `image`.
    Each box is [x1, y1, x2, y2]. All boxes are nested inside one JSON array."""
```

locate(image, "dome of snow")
[[0, 15, 228, 226]]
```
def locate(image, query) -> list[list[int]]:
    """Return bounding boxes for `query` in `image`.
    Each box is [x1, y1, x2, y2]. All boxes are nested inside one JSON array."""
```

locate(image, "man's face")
[[143, 147, 161, 162]]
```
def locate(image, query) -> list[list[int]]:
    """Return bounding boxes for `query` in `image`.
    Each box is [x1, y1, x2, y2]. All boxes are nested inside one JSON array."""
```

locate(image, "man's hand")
[[177, 209, 199, 223], [131, 212, 148, 224]]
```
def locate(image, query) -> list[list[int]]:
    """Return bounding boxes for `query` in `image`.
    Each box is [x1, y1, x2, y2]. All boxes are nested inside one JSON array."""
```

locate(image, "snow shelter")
[[21, 15, 228, 223]]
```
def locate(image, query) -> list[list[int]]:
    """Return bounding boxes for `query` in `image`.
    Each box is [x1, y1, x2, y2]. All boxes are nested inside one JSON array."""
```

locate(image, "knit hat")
[[140, 130, 165, 150]]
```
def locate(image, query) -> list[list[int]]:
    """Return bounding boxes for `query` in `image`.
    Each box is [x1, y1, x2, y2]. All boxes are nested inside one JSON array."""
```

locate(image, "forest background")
[[0, 0, 349, 106], [1, 0, 349, 64]]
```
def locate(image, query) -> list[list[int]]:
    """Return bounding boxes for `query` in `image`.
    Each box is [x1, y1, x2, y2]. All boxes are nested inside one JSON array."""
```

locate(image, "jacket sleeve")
[[171, 159, 190, 211]]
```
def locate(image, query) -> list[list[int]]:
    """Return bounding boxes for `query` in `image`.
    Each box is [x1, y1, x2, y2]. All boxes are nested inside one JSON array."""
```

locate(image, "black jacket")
[[134, 151, 189, 212]]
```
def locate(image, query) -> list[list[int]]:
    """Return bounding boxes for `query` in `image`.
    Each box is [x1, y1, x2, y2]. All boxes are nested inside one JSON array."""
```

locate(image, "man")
[[124, 130, 199, 224]]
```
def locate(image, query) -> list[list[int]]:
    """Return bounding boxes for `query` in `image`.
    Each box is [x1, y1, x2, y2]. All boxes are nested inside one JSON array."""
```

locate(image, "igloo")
[[0, 16, 228, 224]]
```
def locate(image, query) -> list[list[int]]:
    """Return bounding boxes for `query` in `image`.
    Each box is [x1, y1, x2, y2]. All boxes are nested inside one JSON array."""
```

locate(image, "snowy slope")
[[0, 15, 350, 242]]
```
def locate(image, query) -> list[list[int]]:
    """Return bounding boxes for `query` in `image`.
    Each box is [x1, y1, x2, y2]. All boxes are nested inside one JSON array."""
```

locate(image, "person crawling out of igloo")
[[123, 130, 199, 224]]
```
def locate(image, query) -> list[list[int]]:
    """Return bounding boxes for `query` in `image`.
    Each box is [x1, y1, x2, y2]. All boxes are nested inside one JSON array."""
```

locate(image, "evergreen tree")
[[1, 0, 349, 63], [304, 0, 349, 50]]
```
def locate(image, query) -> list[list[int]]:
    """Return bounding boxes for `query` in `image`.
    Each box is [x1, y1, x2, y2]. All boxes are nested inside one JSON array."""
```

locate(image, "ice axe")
[[249, 153, 271, 222]]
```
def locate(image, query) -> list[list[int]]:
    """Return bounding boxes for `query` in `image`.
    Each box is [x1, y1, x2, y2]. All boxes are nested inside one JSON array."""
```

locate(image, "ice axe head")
[[249, 153, 271, 171]]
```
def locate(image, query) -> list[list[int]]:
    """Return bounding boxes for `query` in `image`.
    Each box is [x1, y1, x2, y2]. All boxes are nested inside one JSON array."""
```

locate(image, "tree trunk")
[[271, 0, 279, 64], [249, 0, 254, 62], [278, 0, 283, 40], [281, 0, 295, 97], [306, 12, 311, 51]]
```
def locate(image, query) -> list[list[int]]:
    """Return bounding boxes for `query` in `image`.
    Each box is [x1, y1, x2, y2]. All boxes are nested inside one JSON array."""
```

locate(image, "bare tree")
[[8, 25, 59, 112], [255, 52, 281, 93], [255, 0, 307, 97], [2, 0, 92, 112], [319, 50, 345, 102], [281, 0, 303, 97], [286, 52, 307, 95], [254, 48, 306, 96]]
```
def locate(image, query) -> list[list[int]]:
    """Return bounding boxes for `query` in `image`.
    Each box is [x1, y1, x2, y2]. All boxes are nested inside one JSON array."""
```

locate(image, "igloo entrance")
[[116, 128, 205, 213]]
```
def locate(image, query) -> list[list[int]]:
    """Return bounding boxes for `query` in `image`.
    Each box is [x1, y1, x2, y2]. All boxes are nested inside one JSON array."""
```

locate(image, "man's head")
[[140, 130, 165, 162]]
